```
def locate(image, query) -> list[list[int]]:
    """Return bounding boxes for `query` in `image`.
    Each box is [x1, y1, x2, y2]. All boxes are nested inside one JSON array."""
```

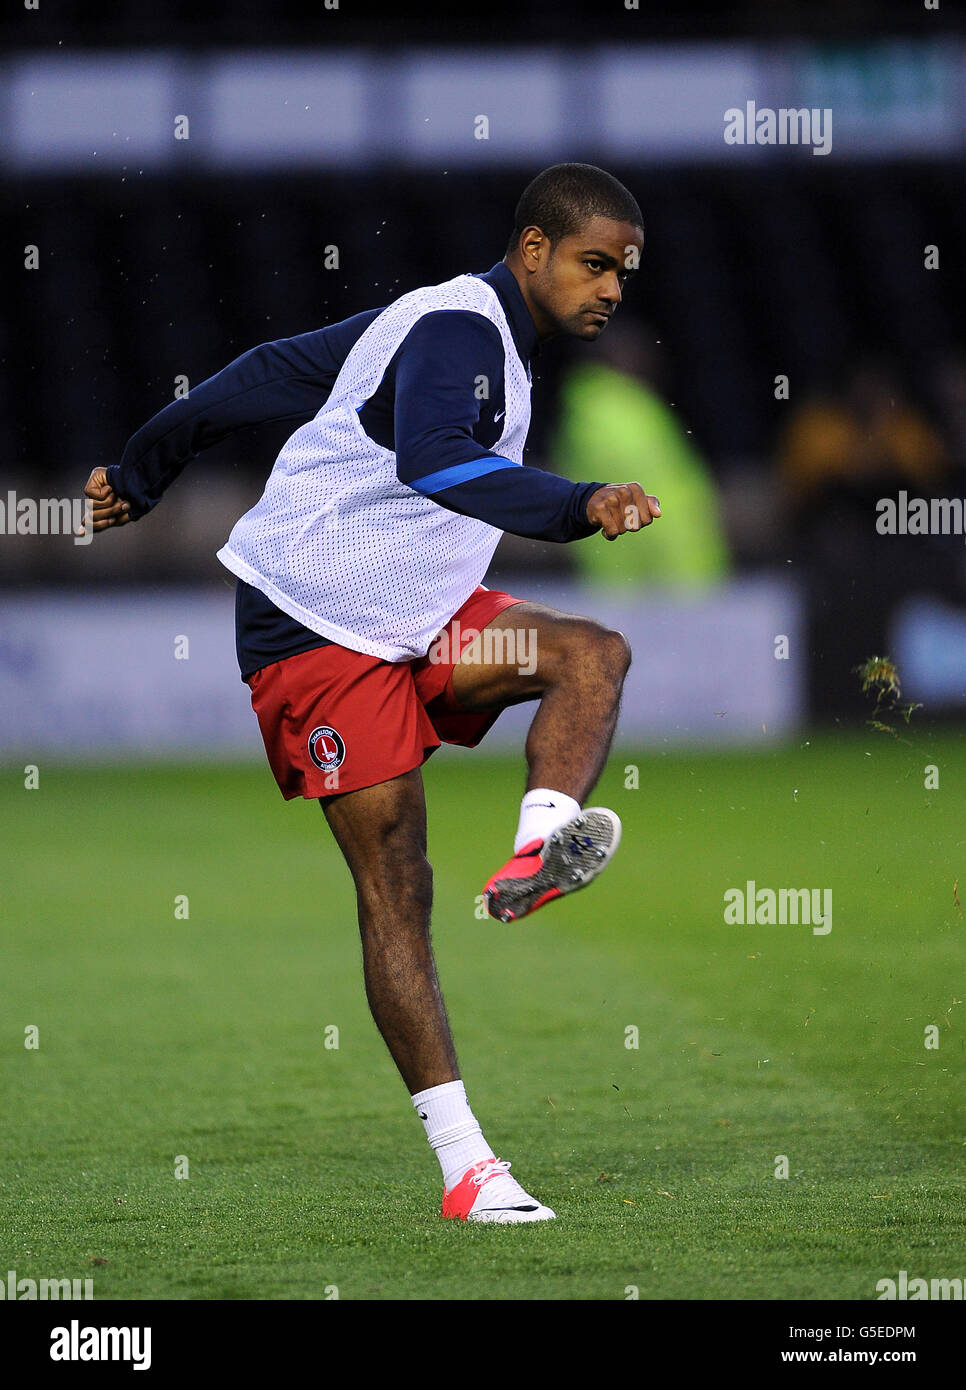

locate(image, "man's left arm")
[[393, 312, 658, 542]]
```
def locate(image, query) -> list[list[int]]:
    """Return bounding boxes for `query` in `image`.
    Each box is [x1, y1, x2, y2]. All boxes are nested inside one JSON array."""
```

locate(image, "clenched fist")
[[586, 482, 661, 540], [78, 467, 132, 535]]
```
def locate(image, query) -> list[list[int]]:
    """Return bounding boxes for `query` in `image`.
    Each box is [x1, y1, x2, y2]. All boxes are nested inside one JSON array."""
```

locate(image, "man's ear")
[[519, 226, 548, 273]]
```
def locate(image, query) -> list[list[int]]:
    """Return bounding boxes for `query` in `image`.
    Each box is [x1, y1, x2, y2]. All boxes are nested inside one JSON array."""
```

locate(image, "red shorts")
[[245, 586, 525, 800]]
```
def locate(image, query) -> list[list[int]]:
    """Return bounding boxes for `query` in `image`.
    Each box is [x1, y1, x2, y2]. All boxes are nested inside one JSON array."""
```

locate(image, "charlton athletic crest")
[[308, 725, 346, 772]]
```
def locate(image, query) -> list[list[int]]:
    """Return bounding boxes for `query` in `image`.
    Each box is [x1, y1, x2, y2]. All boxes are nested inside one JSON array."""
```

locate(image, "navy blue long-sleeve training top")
[[107, 262, 605, 676]]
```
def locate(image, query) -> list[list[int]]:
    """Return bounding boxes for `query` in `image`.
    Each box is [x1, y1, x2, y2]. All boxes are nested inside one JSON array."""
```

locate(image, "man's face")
[[521, 215, 643, 340]]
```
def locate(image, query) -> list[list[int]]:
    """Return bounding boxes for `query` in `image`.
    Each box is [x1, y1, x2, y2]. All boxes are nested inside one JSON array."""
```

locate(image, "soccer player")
[[83, 163, 660, 1223]]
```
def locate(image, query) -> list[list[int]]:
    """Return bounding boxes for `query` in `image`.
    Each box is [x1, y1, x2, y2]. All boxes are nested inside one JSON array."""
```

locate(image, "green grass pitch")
[[2, 731, 964, 1300]]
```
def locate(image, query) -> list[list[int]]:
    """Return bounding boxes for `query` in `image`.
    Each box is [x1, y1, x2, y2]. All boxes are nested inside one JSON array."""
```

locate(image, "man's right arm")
[[106, 310, 382, 519]]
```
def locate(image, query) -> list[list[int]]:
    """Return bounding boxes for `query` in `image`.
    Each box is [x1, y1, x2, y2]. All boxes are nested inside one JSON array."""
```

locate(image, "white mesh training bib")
[[217, 274, 531, 662]]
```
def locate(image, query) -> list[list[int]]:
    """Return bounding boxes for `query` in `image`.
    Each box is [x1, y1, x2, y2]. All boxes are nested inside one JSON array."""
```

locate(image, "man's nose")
[[599, 274, 622, 304]]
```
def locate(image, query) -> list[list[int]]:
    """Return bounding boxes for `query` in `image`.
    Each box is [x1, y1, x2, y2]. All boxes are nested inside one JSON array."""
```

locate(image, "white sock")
[[412, 1080, 495, 1190], [514, 788, 581, 854]]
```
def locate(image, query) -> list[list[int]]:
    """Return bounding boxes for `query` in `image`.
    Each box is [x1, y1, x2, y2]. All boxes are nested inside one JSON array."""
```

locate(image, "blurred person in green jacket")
[[554, 320, 730, 592]]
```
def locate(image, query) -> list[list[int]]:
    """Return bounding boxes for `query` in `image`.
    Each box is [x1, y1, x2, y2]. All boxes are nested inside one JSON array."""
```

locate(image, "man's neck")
[[502, 255, 556, 342]]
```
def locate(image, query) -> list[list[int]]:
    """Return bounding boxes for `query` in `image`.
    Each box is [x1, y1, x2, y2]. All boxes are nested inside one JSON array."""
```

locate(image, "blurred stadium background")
[[1, 0, 964, 757]]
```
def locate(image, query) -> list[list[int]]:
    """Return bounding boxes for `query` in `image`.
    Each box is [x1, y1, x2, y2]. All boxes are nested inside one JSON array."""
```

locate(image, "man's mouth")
[[586, 310, 611, 324]]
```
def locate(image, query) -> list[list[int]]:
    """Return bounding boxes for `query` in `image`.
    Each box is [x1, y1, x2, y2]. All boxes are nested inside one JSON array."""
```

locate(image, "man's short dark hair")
[[506, 163, 642, 257]]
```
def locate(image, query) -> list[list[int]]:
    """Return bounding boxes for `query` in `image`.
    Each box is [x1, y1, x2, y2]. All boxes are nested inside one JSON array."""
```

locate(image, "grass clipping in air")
[[853, 655, 922, 736]]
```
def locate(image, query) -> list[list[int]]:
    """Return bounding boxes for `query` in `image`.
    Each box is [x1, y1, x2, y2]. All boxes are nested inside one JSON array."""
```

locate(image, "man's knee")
[[595, 625, 632, 681], [542, 616, 632, 686], [356, 828, 434, 919]]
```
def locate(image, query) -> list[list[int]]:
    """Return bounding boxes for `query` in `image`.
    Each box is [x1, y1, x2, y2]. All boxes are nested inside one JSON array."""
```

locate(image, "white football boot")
[[441, 1158, 556, 1223]]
